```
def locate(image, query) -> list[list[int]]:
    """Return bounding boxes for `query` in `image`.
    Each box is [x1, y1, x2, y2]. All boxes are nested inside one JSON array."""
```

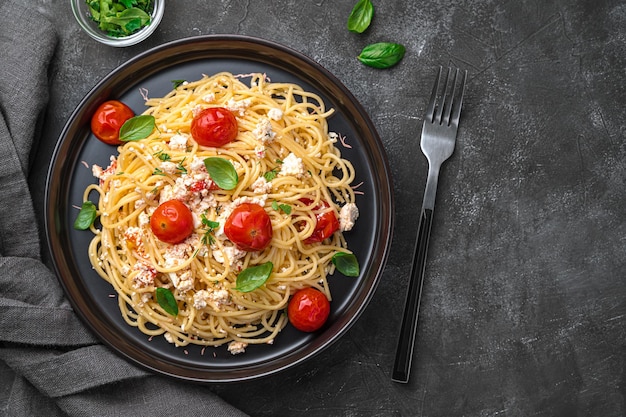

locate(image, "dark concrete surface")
[[28, 0, 625, 415]]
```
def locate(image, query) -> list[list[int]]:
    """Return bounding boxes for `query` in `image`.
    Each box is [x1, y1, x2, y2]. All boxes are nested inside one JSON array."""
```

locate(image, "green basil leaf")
[[357, 42, 406, 69], [73, 201, 97, 230], [332, 252, 360, 277], [204, 157, 239, 190], [347, 0, 374, 33], [119, 115, 156, 142], [235, 262, 273, 292], [156, 287, 179, 316], [172, 79, 186, 88]]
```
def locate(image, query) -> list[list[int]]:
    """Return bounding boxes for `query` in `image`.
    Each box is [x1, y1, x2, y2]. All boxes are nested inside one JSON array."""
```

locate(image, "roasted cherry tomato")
[[150, 200, 194, 244], [300, 198, 340, 244], [90, 100, 135, 145], [191, 107, 238, 147], [288, 288, 331, 332], [224, 203, 273, 251]]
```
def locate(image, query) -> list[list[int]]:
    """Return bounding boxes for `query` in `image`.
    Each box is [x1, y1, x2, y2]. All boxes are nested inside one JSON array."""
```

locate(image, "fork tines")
[[425, 67, 467, 127]]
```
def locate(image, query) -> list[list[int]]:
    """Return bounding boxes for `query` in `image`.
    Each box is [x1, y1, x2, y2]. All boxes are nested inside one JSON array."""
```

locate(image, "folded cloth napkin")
[[0, 3, 247, 416]]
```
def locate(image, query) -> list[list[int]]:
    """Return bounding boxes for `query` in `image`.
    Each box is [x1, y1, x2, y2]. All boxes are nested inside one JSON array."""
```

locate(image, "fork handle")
[[392, 207, 433, 383]]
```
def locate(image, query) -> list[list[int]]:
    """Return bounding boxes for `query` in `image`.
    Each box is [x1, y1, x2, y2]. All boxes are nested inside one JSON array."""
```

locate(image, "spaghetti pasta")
[[85, 72, 360, 354]]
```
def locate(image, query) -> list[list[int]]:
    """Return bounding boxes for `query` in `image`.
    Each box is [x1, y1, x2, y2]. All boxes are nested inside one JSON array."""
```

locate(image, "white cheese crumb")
[[339, 203, 359, 232], [253, 117, 276, 143], [225, 98, 251, 116], [168, 133, 189, 150], [251, 176, 272, 194], [267, 108, 283, 121], [279, 152, 306, 178], [227, 341, 248, 355], [160, 161, 178, 175]]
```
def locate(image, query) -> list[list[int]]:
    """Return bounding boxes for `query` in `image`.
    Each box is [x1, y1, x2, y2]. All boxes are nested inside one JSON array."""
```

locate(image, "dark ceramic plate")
[[45, 35, 393, 382]]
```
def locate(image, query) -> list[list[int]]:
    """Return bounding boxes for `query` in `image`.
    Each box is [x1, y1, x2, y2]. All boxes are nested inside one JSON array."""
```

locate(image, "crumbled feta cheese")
[[138, 212, 150, 227], [227, 341, 248, 355], [251, 176, 272, 194], [190, 156, 206, 172], [169, 270, 194, 292], [168, 133, 189, 150], [267, 108, 283, 121], [131, 261, 156, 287], [193, 288, 232, 311], [328, 132, 339, 143], [160, 161, 178, 175], [225, 98, 251, 116], [163, 242, 192, 268], [212, 245, 246, 269], [279, 152, 306, 178], [202, 93, 215, 103], [339, 203, 359, 232], [254, 145, 266, 159], [252, 117, 275, 143]]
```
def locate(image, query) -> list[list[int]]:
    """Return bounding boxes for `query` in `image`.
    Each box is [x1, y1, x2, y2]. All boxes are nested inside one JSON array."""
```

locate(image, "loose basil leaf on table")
[[347, 0, 374, 33], [357, 42, 406, 69], [204, 157, 239, 190], [120, 115, 156, 142], [73, 201, 97, 230], [235, 262, 274, 292]]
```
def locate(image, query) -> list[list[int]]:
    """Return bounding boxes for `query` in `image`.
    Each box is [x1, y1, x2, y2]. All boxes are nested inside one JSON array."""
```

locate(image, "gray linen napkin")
[[0, 3, 247, 416]]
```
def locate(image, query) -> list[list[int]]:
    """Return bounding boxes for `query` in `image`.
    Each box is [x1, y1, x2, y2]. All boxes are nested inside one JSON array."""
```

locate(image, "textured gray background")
[[26, 0, 625, 415]]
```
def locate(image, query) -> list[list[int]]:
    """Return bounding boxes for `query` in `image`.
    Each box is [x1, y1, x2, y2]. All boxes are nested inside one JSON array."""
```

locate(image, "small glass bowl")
[[71, 0, 164, 47]]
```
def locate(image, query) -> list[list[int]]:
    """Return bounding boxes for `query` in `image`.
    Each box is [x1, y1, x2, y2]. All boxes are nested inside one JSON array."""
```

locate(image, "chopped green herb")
[[176, 158, 188, 174], [272, 200, 292, 215], [85, 0, 154, 38], [172, 79, 186, 88], [201, 214, 219, 245], [154, 151, 171, 161], [263, 168, 279, 182], [152, 167, 165, 176]]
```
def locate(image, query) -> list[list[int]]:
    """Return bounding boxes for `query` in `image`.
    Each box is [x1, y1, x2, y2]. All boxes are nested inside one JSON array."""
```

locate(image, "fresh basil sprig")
[[204, 157, 239, 190], [235, 262, 273, 292], [357, 42, 406, 69], [74, 201, 97, 230], [347, 0, 374, 33], [332, 252, 360, 277], [156, 287, 178, 316], [119, 115, 156, 142]]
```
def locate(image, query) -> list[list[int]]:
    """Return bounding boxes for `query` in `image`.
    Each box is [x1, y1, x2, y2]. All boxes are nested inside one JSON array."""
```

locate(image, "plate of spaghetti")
[[45, 35, 393, 382]]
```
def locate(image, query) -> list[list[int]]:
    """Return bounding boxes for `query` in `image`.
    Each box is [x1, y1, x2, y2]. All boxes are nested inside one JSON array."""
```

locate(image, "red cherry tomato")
[[90, 100, 135, 145], [300, 198, 340, 244], [288, 288, 331, 332], [191, 107, 238, 147], [150, 200, 194, 244], [224, 203, 273, 251]]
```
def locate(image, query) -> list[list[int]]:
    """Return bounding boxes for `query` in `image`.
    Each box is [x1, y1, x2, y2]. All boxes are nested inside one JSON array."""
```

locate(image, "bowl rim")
[[70, 0, 164, 47]]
